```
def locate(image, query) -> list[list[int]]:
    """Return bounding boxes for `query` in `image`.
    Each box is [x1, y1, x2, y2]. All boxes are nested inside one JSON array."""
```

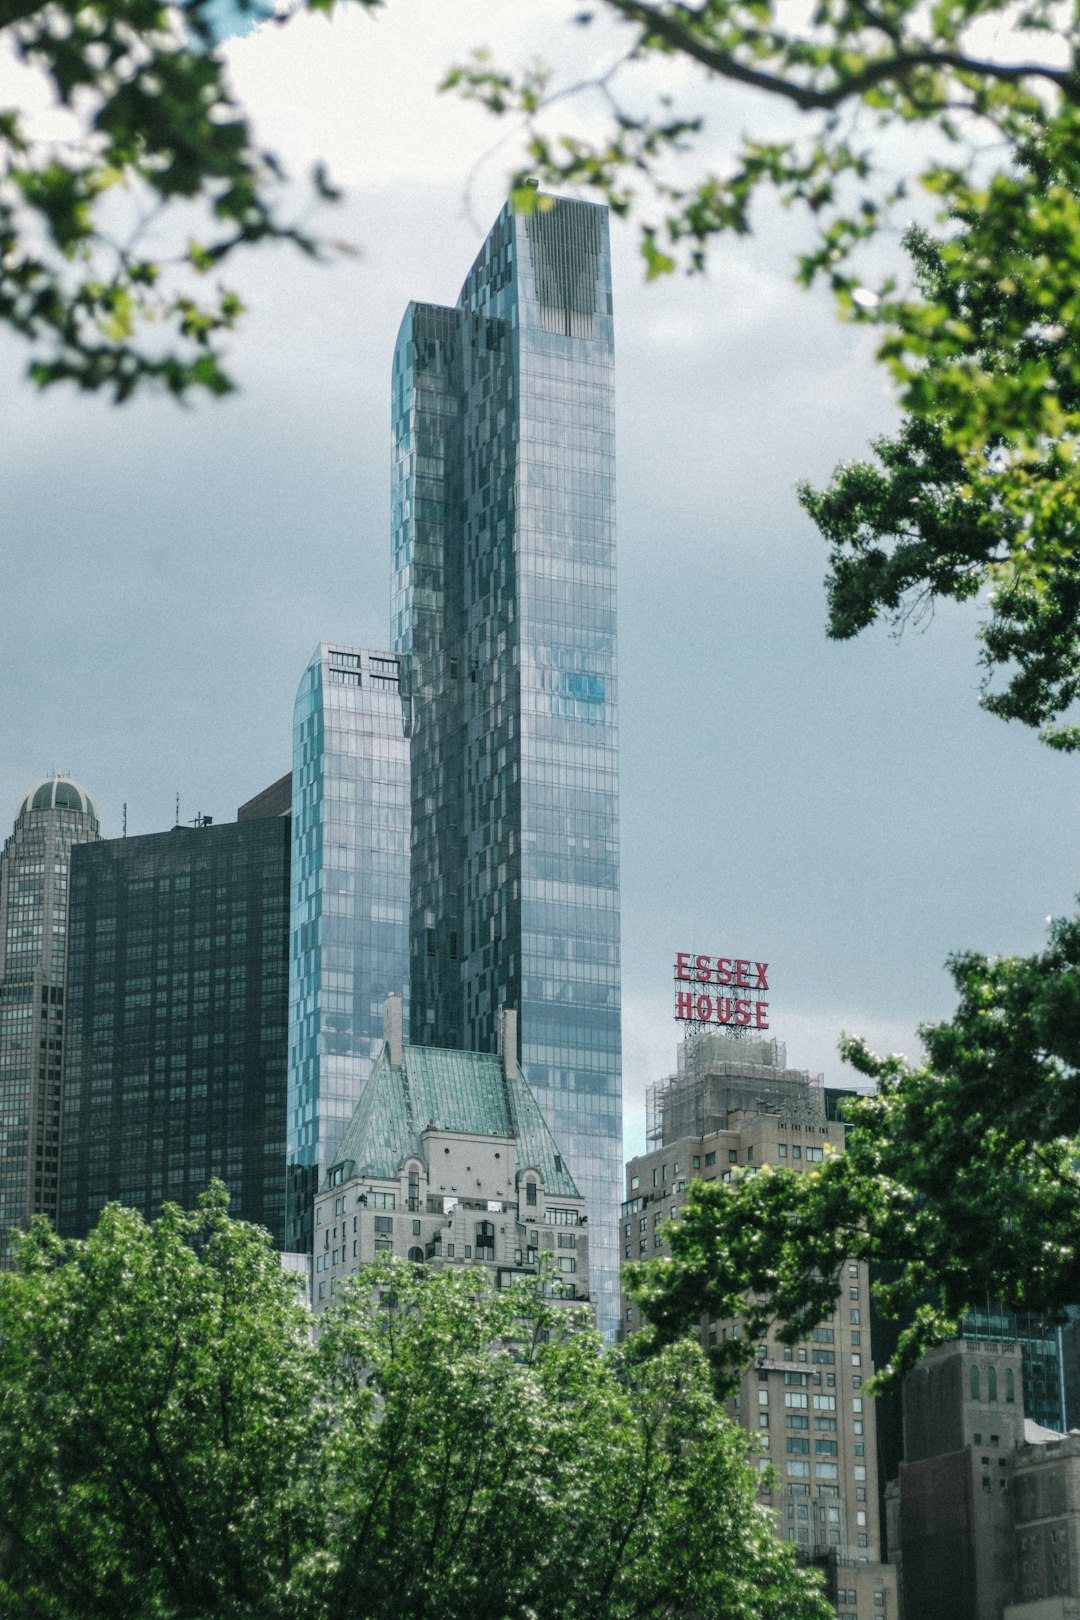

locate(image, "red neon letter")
[[675, 952, 692, 980], [734, 959, 750, 987], [696, 993, 713, 1022], [676, 990, 694, 1020], [715, 958, 733, 985], [734, 998, 751, 1026], [696, 954, 712, 982], [754, 962, 769, 990], [755, 1000, 770, 1029]]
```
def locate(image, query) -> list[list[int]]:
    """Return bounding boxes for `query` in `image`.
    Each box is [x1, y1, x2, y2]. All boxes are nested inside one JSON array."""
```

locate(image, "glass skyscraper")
[[391, 196, 622, 1334], [287, 643, 411, 1251], [0, 777, 101, 1266], [59, 814, 290, 1247]]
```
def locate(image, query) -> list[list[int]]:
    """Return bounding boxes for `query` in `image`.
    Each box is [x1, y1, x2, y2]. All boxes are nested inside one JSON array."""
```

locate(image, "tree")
[[624, 910, 1080, 1393], [0, 1186, 832, 1620], [4, 0, 1080, 401], [452, 8, 1080, 610], [0, 0, 375, 399], [798, 133, 1080, 748]]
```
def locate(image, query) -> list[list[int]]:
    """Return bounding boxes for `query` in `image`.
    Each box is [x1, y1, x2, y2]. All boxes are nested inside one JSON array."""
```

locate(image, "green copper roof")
[[328, 1044, 580, 1198]]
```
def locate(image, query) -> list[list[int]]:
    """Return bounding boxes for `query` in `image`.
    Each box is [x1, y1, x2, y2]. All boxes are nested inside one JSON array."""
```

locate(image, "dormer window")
[[526, 1179, 537, 1207]]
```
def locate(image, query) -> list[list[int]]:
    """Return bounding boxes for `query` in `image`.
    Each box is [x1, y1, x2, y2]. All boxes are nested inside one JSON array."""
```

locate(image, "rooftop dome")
[[17, 776, 100, 822]]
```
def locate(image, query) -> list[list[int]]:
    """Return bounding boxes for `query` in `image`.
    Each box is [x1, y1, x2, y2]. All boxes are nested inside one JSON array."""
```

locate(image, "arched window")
[[1005, 1367, 1016, 1403], [987, 1366, 998, 1403], [970, 1364, 981, 1402], [475, 1219, 495, 1258], [407, 1246, 425, 1264]]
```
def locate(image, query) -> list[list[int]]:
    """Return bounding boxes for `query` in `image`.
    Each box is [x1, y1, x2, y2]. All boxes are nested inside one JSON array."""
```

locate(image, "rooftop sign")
[[674, 951, 770, 1030]]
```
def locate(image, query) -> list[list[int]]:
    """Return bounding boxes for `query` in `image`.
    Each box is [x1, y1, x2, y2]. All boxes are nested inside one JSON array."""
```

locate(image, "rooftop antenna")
[[175, 792, 180, 827], [122, 802, 127, 838]]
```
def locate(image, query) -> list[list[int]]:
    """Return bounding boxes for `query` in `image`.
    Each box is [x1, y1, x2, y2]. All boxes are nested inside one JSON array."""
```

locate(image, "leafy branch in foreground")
[[446, 0, 1073, 283], [1, 0, 377, 399], [626, 910, 1080, 1392], [0, 1188, 830, 1620], [800, 130, 1080, 747]]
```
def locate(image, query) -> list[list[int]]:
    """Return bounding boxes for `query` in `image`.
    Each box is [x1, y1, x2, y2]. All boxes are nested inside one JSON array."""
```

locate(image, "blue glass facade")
[[287, 643, 410, 1251], [391, 197, 622, 1335]]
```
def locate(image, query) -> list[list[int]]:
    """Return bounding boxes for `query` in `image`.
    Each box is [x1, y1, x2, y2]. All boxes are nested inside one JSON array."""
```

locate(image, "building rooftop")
[[17, 776, 99, 822], [328, 1038, 581, 1198]]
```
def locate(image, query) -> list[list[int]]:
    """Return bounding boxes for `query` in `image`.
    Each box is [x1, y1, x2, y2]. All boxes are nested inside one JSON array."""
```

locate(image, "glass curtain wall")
[[392, 197, 622, 1336], [287, 644, 410, 1251]]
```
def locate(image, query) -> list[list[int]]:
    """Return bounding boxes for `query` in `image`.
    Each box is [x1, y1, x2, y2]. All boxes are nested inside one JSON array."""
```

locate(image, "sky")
[[3, 1, 1077, 1158]]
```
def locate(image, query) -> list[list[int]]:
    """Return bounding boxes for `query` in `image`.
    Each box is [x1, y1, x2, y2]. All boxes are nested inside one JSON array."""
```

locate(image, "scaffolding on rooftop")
[[647, 1030, 825, 1146]]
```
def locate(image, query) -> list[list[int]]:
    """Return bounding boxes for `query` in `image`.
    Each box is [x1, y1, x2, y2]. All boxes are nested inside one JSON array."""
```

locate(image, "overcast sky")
[[3, 1, 1076, 1156]]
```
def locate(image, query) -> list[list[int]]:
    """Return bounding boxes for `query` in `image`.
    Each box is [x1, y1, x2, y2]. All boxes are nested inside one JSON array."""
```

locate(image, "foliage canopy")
[[0, 1186, 831, 1620]]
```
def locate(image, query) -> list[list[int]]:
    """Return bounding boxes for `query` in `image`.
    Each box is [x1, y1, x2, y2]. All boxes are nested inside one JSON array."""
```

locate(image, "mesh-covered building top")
[[648, 1031, 825, 1146]]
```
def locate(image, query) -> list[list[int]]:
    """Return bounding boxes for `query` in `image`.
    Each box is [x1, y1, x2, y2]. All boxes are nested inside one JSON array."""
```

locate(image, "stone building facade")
[[313, 1001, 589, 1314], [621, 1032, 897, 1620]]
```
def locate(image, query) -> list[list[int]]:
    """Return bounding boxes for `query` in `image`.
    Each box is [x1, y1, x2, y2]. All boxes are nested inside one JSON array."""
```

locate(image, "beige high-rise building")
[[621, 1031, 897, 1620], [0, 776, 101, 1267]]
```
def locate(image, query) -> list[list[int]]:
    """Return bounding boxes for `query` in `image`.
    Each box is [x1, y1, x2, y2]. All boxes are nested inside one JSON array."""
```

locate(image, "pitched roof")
[[327, 1043, 580, 1198]]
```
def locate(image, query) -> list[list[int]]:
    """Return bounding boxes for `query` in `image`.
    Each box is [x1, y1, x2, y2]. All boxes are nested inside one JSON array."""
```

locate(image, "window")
[[407, 1246, 424, 1263], [778, 1143, 788, 1157], [370, 1192, 395, 1209], [988, 1366, 998, 1402], [1006, 1367, 1016, 1402], [971, 1364, 981, 1401], [692, 1156, 701, 1169], [787, 1461, 810, 1478], [786, 1437, 810, 1454], [728, 1149, 738, 1164], [791, 1145, 801, 1160], [704, 1152, 716, 1167], [374, 1215, 393, 1233], [785, 1393, 809, 1409], [412, 1219, 421, 1235], [758, 1390, 770, 1407], [526, 1180, 537, 1207], [475, 1220, 495, 1258]]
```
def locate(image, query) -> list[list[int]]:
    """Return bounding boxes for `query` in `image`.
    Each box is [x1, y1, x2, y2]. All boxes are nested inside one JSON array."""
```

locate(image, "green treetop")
[[0, 1186, 831, 1620]]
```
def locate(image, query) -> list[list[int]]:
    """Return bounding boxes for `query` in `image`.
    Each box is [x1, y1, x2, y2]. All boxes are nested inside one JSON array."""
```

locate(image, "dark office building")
[[59, 812, 290, 1247]]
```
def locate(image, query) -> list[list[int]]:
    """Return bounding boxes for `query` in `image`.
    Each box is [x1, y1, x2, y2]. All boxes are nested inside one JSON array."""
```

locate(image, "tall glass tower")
[[0, 777, 101, 1266], [391, 196, 622, 1334], [287, 643, 411, 1250]]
